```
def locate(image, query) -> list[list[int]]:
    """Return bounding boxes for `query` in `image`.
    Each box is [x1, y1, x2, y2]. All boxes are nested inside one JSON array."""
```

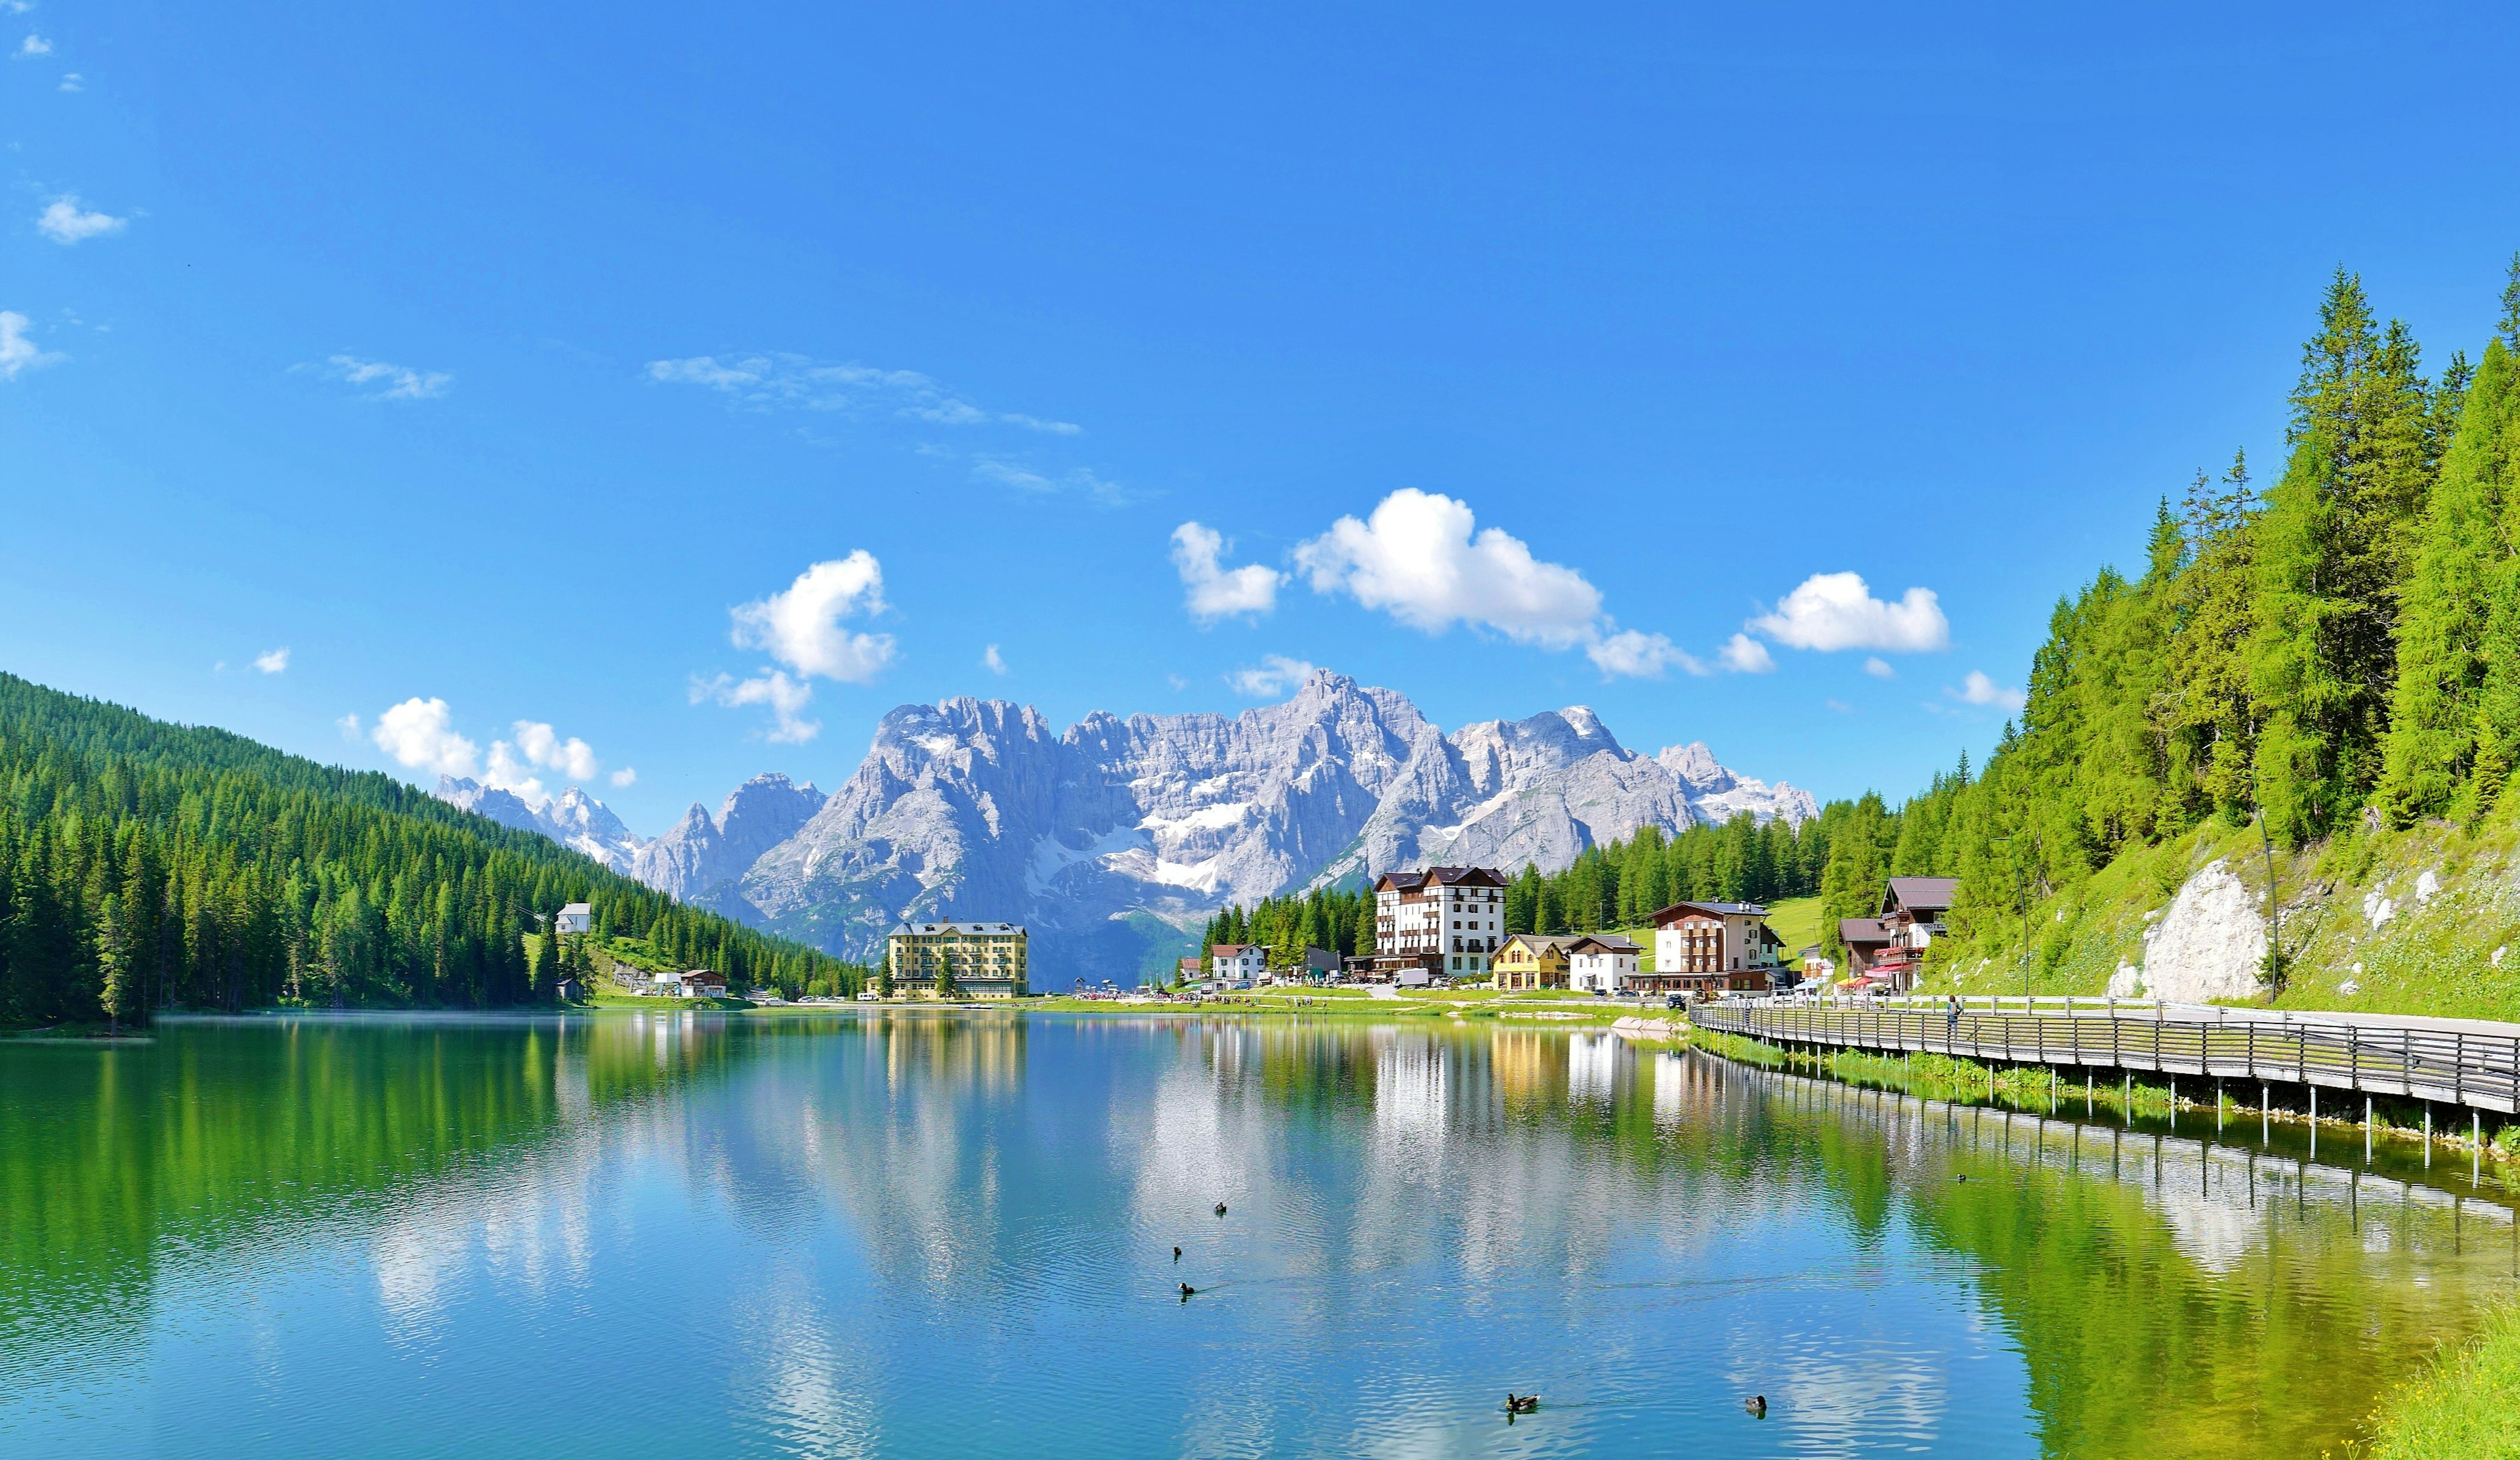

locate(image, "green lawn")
[[1763, 895, 1824, 956]]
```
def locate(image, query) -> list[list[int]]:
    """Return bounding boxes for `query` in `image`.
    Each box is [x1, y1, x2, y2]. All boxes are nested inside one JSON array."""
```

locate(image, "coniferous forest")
[[1201, 262, 2520, 987], [0, 674, 864, 1028], [1923, 261, 2520, 975]]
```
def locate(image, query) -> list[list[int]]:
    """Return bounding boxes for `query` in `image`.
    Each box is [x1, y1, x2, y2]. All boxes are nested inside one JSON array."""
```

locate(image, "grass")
[[1763, 895, 1824, 956], [2357, 1301, 2520, 1459]]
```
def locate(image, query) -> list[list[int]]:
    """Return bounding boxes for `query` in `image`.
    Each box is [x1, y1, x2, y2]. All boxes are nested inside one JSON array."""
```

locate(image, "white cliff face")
[[2133, 859, 2269, 1004], [682, 672, 1811, 981]]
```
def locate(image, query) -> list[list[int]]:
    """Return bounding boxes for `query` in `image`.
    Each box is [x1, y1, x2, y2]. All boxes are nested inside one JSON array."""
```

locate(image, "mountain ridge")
[[434, 671, 1813, 983]]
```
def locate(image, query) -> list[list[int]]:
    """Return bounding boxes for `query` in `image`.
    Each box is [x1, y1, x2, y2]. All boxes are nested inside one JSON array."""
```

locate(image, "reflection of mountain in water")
[[8, 1016, 2515, 1460]]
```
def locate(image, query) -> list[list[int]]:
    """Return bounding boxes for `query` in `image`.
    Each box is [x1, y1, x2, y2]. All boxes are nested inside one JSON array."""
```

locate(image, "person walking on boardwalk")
[[1946, 995, 1961, 1046]]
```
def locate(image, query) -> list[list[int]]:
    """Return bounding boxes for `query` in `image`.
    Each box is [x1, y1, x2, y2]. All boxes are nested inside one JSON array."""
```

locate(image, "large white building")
[[884, 921, 1029, 998], [1646, 901, 1784, 998], [1372, 866, 1507, 983]]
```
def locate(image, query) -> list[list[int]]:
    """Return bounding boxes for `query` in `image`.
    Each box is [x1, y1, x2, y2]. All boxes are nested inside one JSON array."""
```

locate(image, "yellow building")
[[885, 921, 1028, 998], [1492, 933, 1576, 991]]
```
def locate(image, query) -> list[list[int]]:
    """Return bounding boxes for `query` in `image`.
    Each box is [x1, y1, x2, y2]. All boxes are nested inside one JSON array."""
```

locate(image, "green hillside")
[[0, 672, 866, 1028]]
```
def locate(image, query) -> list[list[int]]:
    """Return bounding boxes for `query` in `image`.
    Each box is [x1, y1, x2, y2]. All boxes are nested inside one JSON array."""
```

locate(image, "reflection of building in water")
[[1651, 1051, 1688, 1123], [1567, 1033, 1618, 1103], [878, 1014, 1029, 1095], [1375, 1034, 1450, 1140], [1488, 1028, 1557, 1110]]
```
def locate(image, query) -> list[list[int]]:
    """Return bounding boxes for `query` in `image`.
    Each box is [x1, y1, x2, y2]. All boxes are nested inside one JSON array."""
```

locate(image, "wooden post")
[[2426, 1103, 2432, 1168], [2365, 1096, 2372, 1165]]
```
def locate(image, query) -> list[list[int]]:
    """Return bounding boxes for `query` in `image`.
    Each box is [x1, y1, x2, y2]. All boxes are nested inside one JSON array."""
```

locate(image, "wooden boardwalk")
[[1692, 996, 2520, 1116]]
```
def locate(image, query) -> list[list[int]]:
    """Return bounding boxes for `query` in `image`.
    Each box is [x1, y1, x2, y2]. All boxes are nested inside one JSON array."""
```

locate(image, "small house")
[[1209, 943, 1267, 983], [1566, 934, 1642, 995], [556, 902, 593, 935], [1493, 934, 1576, 991]]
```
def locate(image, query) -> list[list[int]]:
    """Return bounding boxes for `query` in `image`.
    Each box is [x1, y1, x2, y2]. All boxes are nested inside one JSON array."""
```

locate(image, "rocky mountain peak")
[[649, 677, 1812, 983]]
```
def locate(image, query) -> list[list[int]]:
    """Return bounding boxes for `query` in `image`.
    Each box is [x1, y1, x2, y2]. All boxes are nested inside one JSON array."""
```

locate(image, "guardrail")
[[1691, 998, 2520, 1115]]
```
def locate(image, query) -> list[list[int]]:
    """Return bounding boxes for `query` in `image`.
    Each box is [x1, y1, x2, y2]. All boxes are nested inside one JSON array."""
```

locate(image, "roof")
[[558, 902, 592, 916], [1649, 899, 1769, 925], [1374, 865, 1509, 892], [1499, 933, 1579, 955], [1209, 943, 1259, 955], [1568, 934, 1641, 955], [1883, 877, 1960, 916], [887, 922, 1028, 936], [1839, 917, 1893, 946]]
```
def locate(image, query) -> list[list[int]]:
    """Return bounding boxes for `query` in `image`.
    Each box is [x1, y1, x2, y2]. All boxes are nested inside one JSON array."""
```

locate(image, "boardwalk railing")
[[1691, 996, 2520, 1115]]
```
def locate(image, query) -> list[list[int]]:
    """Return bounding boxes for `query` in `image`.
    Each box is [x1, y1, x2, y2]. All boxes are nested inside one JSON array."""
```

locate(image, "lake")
[[2, 1012, 2513, 1458]]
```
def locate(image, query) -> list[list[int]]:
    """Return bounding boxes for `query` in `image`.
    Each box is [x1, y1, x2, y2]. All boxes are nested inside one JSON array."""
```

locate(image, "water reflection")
[[1, 1015, 2512, 1459]]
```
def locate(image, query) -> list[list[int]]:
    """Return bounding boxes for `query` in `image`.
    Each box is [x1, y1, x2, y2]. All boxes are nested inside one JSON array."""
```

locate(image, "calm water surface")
[[2, 1012, 2514, 1458]]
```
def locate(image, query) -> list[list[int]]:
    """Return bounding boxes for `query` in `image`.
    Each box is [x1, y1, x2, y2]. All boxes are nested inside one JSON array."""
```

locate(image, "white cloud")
[[982, 644, 1008, 675], [481, 741, 546, 804], [253, 647, 289, 674], [35, 195, 123, 244], [1228, 655, 1318, 698], [1171, 522, 1282, 622], [973, 458, 1128, 503], [608, 767, 637, 788], [1295, 490, 1601, 649], [1587, 629, 1708, 679], [0, 311, 63, 380], [729, 553, 896, 683], [14, 33, 50, 57], [1748, 571, 1950, 653], [1825, 698, 1853, 714], [694, 670, 820, 743], [507, 720, 600, 781], [1950, 670, 2026, 712], [371, 698, 480, 780], [323, 354, 451, 400], [1718, 633, 1775, 674], [57, 72, 79, 93], [645, 353, 1078, 433], [1166, 674, 1190, 691], [335, 712, 364, 741], [1863, 656, 1896, 679]]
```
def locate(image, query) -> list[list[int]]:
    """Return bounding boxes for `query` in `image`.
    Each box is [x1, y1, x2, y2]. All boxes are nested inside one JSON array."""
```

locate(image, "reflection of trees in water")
[[1724, 1060, 2520, 1459], [0, 1013, 731, 1382], [14, 1014, 2503, 1460]]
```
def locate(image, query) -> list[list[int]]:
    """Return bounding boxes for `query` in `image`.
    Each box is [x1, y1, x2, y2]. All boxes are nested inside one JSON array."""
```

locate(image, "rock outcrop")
[[2130, 859, 2268, 1003]]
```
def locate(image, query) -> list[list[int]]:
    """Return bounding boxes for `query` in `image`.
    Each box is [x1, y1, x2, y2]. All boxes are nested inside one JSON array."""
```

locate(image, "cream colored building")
[[885, 920, 1029, 998]]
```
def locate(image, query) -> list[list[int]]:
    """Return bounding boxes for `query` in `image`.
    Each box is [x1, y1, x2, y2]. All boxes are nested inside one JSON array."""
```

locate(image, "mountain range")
[[435, 670, 1814, 983]]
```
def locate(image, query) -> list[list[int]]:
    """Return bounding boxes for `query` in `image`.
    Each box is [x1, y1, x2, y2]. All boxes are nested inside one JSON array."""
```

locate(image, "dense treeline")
[[1199, 804, 1935, 971], [1919, 261, 2520, 981], [1198, 887, 1376, 970], [0, 674, 864, 1027]]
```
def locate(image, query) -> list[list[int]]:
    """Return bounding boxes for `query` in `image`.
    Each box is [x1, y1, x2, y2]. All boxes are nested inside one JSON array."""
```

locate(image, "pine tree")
[[2380, 337, 2514, 821], [2250, 272, 2435, 844]]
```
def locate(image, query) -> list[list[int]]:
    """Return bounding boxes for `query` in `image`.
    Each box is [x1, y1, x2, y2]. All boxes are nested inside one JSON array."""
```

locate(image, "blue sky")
[[7, 3, 2520, 832]]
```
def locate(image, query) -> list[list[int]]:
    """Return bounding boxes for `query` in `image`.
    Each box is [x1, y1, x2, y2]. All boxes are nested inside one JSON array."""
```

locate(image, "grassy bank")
[[2361, 1302, 2520, 1459]]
